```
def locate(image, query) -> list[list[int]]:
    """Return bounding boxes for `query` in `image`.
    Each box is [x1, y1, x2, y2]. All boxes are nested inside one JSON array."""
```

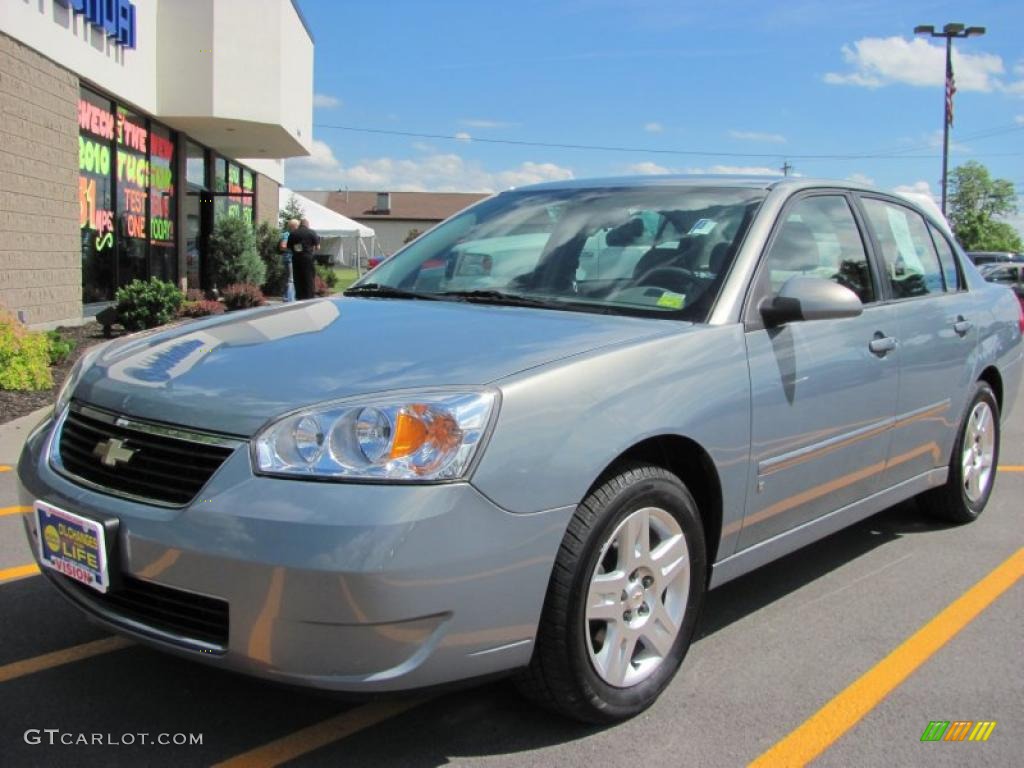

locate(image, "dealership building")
[[0, 0, 314, 327]]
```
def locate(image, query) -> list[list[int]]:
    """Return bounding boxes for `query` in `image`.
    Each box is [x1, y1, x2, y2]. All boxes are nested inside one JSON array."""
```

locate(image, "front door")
[[739, 193, 899, 549]]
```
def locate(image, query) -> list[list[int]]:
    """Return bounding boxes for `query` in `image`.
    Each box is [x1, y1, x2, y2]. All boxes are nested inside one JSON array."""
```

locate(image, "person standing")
[[288, 218, 318, 300], [279, 220, 297, 302]]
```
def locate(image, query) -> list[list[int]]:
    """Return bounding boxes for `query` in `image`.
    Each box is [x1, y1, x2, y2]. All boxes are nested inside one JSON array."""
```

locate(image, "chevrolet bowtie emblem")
[[93, 438, 137, 467]]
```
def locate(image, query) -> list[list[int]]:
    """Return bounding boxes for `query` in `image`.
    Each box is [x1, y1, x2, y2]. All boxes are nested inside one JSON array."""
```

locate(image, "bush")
[[209, 216, 265, 288], [0, 309, 53, 391], [45, 330, 76, 366], [178, 300, 225, 319], [115, 278, 184, 331], [315, 264, 339, 290], [314, 275, 332, 297], [257, 221, 288, 296], [186, 288, 209, 302], [222, 283, 266, 310]]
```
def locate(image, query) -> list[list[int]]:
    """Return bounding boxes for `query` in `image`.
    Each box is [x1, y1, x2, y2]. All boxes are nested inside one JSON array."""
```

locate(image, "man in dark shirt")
[[288, 220, 319, 300]]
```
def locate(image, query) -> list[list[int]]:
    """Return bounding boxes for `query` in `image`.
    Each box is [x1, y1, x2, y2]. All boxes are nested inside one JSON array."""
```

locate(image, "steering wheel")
[[635, 266, 702, 295]]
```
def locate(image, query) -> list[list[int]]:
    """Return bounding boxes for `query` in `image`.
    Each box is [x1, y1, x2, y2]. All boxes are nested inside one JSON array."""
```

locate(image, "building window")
[[186, 141, 206, 187], [212, 157, 256, 225], [77, 86, 181, 302], [78, 88, 116, 303]]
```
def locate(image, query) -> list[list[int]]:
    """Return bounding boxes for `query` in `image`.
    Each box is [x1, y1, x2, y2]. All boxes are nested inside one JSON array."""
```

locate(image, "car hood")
[[75, 297, 679, 436]]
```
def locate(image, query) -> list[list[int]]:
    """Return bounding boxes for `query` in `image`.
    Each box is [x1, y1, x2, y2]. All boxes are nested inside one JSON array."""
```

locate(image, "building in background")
[[0, 0, 314, 327], [301, 191, 488, 258]]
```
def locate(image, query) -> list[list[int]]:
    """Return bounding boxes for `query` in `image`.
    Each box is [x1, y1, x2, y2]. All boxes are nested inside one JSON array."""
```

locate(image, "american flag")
[[945, 53, 956, 127]]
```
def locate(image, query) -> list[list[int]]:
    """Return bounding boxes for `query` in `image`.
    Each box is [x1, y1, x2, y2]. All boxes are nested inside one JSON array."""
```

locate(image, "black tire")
[[515, 462, 707, 723], [920, 381, 1000, 524]]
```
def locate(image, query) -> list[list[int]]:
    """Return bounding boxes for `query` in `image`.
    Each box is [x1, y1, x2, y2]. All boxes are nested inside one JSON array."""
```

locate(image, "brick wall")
[[0, 31, 80, 328], [255, 173, 279, 228]]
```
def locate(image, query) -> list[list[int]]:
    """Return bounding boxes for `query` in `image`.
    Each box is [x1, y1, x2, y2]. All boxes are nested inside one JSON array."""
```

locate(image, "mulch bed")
[[0, 322, 119, 426]]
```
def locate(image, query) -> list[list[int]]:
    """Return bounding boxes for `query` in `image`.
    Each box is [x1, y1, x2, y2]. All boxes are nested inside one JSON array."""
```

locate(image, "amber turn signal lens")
[[391, 410, 428, 458]]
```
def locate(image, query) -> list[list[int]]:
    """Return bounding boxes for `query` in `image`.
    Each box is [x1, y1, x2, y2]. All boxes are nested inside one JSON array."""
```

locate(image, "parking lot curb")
[[0, 407, 51, 466]]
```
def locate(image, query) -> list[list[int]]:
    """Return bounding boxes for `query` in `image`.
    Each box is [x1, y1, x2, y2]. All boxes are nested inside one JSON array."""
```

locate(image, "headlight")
[[55, 343, 108, 414], [253, 390, 498, 482]]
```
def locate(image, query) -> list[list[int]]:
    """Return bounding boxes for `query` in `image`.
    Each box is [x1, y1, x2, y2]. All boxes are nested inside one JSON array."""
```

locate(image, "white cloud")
[[688, 164, 784, 176], [824, 37, 1015, 93], [847, 173, 875, 185], [459, 119, 511, 129], [454, 131, 473, 142], [286, 145, 574, 193], [627, 161, 672, 175], [729, 129, 786, 144], [1016, 115, 1024, 125], [644, 122, 664, 133], [1015, 60, 1024, 78], [312, 93, 341, 108], [892, 180, 937, 200]]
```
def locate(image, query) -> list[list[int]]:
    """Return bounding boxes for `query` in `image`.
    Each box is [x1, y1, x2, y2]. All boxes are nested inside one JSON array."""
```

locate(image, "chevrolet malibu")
[[18, 177, 1023, 723]]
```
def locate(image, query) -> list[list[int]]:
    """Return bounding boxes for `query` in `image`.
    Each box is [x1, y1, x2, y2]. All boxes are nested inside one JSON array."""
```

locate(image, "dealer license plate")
[[35, 501, 110, 593]]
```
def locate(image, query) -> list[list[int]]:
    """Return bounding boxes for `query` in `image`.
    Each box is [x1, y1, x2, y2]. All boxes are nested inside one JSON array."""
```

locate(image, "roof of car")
[[509, 174, 882, 194]]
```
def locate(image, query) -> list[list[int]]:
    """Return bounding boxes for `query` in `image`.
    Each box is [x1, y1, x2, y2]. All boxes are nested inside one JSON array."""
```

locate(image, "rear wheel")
[[516, 463, 706, 723], [920, 381, 1000, 524]]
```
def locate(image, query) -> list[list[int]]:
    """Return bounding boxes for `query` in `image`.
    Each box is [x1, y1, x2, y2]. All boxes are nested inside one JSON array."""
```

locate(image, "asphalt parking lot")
[[0, 390, 1021, 768]]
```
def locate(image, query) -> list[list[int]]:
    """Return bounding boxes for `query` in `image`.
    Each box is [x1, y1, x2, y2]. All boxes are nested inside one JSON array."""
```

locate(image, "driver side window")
[[765, 196, 875, 303]]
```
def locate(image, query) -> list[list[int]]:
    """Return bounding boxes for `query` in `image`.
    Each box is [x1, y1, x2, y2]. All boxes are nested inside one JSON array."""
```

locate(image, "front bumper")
[[18, 415, 574, 691]]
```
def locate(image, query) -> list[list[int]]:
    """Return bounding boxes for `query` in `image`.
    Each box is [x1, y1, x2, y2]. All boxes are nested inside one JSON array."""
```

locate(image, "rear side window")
[[763, 195, 875, 303], [862, 198, 946, 298], [928, 224, 961, 290]]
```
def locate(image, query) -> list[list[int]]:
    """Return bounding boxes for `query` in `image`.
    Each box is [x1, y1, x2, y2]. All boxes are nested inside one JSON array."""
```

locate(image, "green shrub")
[[222, 283, 266, 310], [45, 330, 76, 366], [257, 220, 288, 296], [209, 216, 266, 288], [178, 300, 225, 318], [315, 264, 339, 290], [0, 309, 53, 391], [115, 278, 184, 331]]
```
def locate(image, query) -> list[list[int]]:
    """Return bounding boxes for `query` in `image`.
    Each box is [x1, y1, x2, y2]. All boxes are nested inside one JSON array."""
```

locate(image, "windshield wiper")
[[343, 283, 439, 300], [435, 290, 560, 308]]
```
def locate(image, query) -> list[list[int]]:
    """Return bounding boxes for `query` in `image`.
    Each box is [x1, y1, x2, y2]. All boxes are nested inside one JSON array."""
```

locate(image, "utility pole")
[[780, 160, 793, 177], [914, 22, 985, 216]]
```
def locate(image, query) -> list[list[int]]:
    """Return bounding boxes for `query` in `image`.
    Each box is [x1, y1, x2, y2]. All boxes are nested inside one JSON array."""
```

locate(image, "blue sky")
[[287, 0, 1023, 231]]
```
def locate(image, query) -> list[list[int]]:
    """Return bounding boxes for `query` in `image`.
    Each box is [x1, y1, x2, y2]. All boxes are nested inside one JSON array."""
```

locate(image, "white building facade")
[[0, 0, 314, 326]]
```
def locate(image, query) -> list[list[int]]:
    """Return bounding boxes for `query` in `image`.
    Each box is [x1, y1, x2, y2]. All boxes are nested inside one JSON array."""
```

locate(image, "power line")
[[313, 122, 1024, 162]]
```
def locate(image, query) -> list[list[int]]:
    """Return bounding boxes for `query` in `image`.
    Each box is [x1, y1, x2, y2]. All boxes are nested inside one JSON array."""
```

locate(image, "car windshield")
[[353, 186, 766, 321]]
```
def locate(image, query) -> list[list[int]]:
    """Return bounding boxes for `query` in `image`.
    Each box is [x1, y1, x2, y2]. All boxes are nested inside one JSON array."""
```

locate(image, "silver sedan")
[[18, 176, 1022, 722]]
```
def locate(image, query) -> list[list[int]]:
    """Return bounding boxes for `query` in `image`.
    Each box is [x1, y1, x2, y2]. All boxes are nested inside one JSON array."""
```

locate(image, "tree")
[[279, 193, 305, 229], [256, 220, 288, 296], [947, 161, 1023, 252], [404, 228, 422, 244], [208, 216, 266, 288]]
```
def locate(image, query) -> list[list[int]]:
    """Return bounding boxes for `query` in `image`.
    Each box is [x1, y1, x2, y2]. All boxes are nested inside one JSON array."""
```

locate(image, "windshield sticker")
[[688, 219, 716, 235], [657, 292, 685, 309]]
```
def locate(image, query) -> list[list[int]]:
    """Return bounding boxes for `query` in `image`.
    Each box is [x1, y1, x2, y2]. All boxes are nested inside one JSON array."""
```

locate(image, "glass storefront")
[[77, 85, 257, 302]]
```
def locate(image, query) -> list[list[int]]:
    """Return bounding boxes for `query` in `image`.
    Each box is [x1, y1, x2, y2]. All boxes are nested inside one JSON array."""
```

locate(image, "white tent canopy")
[[279, 187, 374, 268]]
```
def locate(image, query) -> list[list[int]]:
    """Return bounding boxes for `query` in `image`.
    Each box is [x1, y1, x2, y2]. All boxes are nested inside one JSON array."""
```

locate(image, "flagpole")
[[914, 23, 986, 219], [940, 34, 952, 217]]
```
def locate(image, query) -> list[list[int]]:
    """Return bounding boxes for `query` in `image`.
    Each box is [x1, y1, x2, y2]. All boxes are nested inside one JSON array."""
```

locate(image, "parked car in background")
[[981, 262, 1024, 305], [18, 176, 1023, 724], [967, 251, 1018, 266]]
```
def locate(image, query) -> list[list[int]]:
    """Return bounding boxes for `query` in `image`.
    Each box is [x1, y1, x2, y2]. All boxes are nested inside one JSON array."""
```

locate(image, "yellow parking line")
[[0, 563, 39, 583], [0, 465, 12, 472], [749, 547, 1024, 768], [212, 698, 430, 768], [998, 465, 1024, 472], [0, 636, 134, 684], [0, 505, 32, 517]]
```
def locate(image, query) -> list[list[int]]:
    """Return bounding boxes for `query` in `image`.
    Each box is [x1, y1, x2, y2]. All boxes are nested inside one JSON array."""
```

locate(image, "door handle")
[[953, 316, 972, 336], [869, 333, 897, 356]]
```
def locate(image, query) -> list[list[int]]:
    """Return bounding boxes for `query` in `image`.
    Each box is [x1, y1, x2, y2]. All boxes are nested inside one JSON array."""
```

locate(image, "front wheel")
[[516, 463, 707, 723], [920, 381, 1000, 524]]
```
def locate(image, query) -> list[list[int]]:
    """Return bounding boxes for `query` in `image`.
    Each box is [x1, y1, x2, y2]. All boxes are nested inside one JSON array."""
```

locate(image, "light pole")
[[914, 23, 985, 216]]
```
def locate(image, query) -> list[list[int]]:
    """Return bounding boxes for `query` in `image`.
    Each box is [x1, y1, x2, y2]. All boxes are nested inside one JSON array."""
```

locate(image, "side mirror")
[[759, 276, 863, 327]]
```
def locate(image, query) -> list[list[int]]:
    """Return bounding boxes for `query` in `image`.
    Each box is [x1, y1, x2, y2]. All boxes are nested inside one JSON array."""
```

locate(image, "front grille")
[[56, 405, 238, 506], [61, 574, 229, 647]]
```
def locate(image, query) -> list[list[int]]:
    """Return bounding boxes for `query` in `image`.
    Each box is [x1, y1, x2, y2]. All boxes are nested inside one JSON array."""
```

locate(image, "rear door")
[[857, 196, 976, 487], [739, 192, 899, 549]]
